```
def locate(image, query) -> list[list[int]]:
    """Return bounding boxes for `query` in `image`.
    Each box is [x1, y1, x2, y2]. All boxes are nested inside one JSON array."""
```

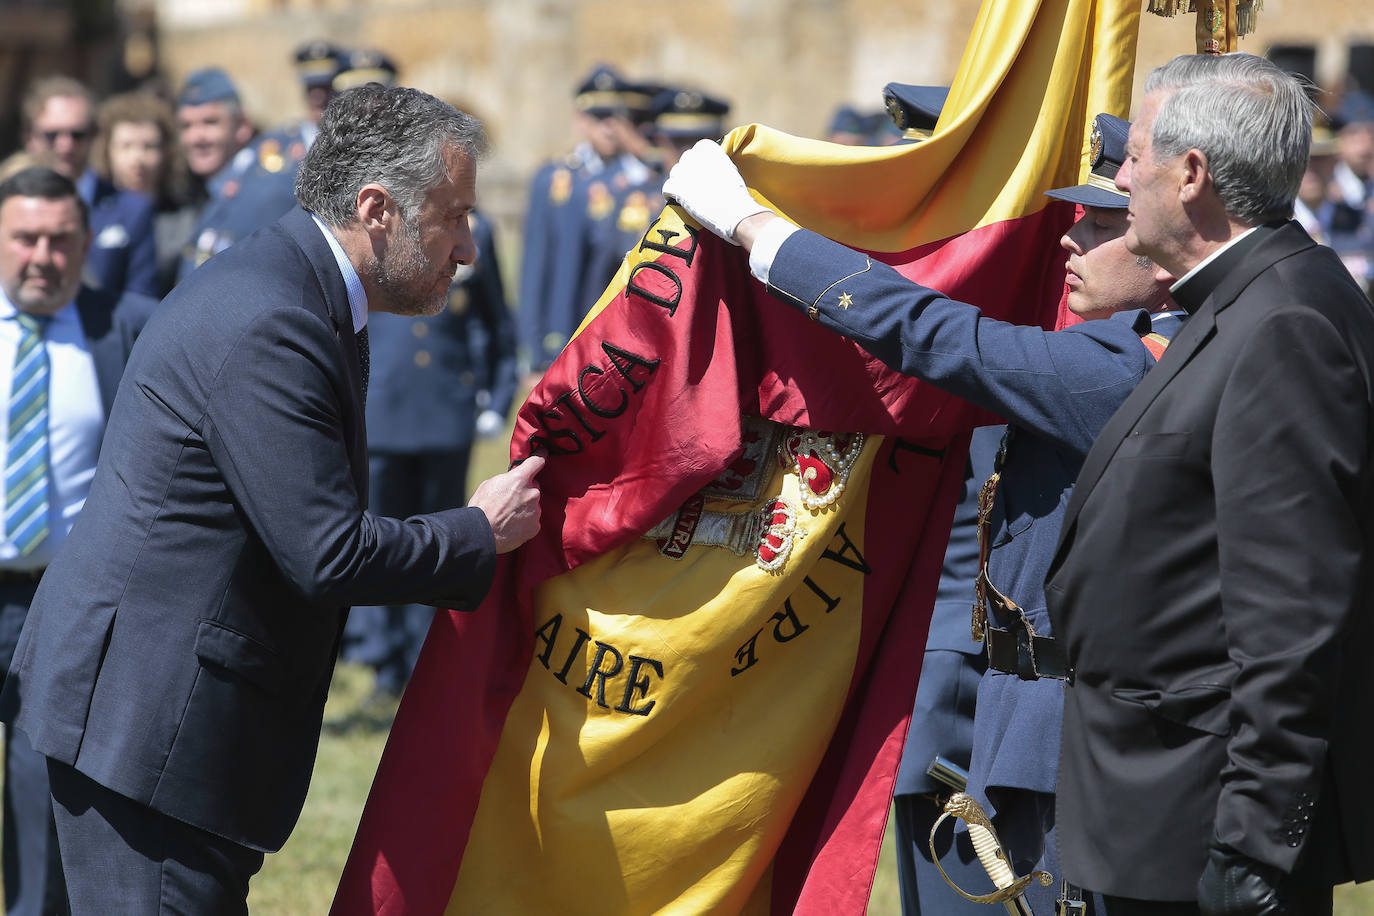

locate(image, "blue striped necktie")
[[6, 312, 49, 557]]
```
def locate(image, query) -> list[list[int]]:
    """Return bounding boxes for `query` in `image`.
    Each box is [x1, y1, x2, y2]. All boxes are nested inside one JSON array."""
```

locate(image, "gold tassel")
[[1236, 0, 1261, 37], [1146, 0, 1193, 18]]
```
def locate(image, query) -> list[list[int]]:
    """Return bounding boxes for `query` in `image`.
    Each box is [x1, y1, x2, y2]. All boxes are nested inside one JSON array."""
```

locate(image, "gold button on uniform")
[[412, 323, 429, 338], [414, 350, 431, 368]]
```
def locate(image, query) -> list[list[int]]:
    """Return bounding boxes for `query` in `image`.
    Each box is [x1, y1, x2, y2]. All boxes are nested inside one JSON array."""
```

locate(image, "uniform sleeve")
[[1210, 305, 1367, 873], [766, 227, 1158, 455], [517, 165, 555, 367], [122, 195, 161, 299], [472, 217, 519, 418], [200, 306, 497, 610]]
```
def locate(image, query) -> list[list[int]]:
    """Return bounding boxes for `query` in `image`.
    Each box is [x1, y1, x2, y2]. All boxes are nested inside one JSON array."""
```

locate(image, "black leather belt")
[[985, 624, 1073, 682], [0, 568, 45, 586]]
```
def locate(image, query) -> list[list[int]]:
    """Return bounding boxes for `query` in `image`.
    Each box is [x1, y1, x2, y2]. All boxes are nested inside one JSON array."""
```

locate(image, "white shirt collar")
[[0, 288, 79, 329], [309, 213, 368, 333], [1169, 226, 1259, 294]]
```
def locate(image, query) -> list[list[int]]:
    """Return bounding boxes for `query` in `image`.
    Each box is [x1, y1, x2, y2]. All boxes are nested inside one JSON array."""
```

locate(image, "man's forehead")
[[1, 195, 83, 230], [178, 102, 232, 123], [36, 95, 92, 124], [438, 146, 477, 202]]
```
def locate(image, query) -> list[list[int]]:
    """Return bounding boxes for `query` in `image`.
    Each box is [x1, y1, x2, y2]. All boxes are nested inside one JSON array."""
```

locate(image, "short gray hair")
[[295, 84, 487, 228], [1144, 52, 1316, 225]]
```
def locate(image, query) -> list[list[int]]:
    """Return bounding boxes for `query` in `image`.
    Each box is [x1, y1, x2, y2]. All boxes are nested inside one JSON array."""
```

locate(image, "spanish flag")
[[333, 0, 1139, 911]]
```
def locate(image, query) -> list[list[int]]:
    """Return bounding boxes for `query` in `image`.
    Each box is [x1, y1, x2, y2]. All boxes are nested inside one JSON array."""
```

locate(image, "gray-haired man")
[[1, 85, 543, 913], [1046, 52, 1374, 915]]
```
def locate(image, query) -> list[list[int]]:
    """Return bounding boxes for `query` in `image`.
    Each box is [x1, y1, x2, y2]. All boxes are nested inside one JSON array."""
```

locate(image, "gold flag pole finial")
[[1144, 0, 1262, 53]]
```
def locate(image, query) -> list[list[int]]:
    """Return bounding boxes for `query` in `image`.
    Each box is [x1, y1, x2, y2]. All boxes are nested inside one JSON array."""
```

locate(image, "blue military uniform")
[[174, 69, 303, 286], [341, 210, 518, 698], [579, 87, 732, 313], [76, 170, 159, 299], [249, 43, 353, 228], [517, 65, 652, 372], [891, 424, 999, 916], [757, 113, 1184, 916]]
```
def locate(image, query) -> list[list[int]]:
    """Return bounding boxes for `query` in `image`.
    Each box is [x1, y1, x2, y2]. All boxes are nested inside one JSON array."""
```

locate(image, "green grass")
[[249, 661, 391, 913]]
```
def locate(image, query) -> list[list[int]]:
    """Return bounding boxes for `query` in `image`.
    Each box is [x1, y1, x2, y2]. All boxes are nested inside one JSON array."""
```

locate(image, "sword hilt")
[[929, 791, 1053, 915]]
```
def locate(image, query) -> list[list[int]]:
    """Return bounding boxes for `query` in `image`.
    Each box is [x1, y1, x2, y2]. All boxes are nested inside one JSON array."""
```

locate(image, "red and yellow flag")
[[333, 0, 1139, 911]]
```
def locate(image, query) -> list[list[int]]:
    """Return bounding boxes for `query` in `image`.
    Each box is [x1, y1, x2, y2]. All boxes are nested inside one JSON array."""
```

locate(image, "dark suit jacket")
[[1045, 222, 1374, 899], [1, 207, 498, 853]]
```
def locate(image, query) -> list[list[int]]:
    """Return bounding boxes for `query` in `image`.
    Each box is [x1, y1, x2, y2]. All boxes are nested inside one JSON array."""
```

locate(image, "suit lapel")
[[1061, 303, 1217, 527], [279, 208, 370, 503], [1052, 222, 1318, 570]]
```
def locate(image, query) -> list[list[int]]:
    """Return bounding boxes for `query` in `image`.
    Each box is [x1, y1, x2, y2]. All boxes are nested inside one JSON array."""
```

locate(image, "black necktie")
[[356, 325, 370, 403]]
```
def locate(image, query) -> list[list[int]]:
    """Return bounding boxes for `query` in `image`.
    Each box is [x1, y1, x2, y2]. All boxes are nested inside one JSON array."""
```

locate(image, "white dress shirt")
[[0, 291, 104, 570]]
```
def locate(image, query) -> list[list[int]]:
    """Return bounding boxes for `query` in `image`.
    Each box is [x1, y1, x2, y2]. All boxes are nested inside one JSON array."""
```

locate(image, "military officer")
[[516, 65, 652, 376], [579, 86, 732, 313], [173, 68, 299, 285], [330, 46, 399, 93], [255, 40, 349, 166]]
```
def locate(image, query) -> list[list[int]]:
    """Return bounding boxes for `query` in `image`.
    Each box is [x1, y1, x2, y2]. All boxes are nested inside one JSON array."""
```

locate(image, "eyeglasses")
[[38, 128, 94, 145]]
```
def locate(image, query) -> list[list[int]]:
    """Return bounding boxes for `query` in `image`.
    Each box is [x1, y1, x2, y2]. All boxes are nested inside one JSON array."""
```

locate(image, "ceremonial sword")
[[925, 755, 1053, 916]]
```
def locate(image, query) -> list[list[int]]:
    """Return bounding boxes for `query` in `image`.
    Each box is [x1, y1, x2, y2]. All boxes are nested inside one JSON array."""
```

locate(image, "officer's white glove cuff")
[[662, 139, 771, 245]]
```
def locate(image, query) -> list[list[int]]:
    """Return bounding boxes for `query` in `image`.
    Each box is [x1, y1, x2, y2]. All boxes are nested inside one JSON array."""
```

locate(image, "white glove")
[[662, 139, 770, 244], [475, 409, 505, 439]]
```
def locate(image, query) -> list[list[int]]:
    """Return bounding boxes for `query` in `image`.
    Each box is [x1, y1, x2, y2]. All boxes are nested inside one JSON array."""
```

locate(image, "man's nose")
[[454, 232, 477, 266]]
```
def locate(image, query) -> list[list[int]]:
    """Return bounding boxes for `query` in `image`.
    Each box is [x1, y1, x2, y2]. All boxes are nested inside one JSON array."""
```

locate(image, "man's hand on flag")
[[467, 454, 546, 553], [662, 139, 771, 245]]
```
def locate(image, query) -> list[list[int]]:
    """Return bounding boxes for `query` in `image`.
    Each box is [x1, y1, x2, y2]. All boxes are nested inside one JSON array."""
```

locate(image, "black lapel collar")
[[1171, 221, 1311, 315]]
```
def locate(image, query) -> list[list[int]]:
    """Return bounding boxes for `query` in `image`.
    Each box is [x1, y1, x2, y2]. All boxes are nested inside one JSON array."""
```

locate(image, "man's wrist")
[[734, 212, 779, 251]]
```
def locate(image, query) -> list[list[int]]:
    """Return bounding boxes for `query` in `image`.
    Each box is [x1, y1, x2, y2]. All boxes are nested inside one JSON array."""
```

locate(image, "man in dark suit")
[[0, 166, 157, 916], [0, 85, 544, 914], [22, 76, 160, 299], [1043, 53, 1374, 914]]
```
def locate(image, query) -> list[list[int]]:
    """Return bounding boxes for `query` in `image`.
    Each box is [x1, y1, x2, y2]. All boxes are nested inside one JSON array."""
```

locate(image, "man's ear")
[[355, 184, 391, 235], [1178, 148, 1210, 204]]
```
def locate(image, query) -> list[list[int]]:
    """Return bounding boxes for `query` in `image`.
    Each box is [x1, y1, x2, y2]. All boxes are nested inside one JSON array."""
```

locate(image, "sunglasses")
[[39, 127, 94, 144]]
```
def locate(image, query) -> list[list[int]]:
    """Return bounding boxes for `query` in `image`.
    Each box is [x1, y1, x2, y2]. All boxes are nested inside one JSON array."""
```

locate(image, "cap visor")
[[1044, 185, 1128, 208]]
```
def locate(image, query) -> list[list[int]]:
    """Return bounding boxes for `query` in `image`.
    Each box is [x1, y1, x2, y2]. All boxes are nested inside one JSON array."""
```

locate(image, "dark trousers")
[[342, 448, 471, 693], [0, 577, 67, 916], [46, 759, 264, 915]]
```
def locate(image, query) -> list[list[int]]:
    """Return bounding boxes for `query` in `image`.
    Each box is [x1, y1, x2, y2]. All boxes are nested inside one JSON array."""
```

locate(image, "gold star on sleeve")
[[838, 292, 853, 310]]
